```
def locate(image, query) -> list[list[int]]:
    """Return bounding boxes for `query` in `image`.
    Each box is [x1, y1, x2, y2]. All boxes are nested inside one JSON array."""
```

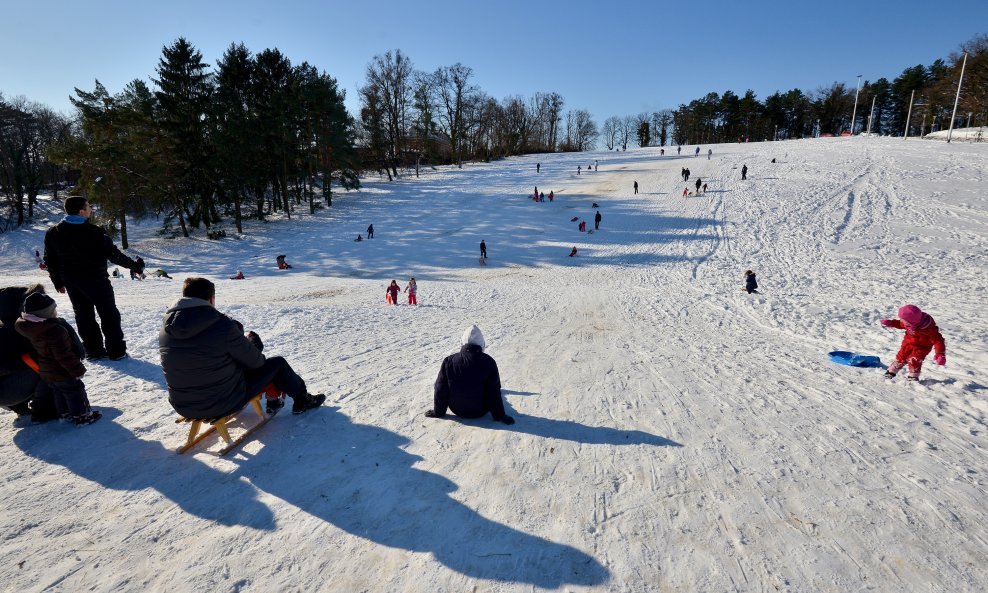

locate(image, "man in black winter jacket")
[[158, 278, 324, 419], [425, 325, 514, 425], [44, 197, 145, 360]]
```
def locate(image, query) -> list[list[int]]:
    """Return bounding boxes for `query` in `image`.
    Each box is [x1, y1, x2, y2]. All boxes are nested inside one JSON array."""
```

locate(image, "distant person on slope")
[[404, 277, 417, 305], [366, 224, 374, 239], [743, 270, 758, 294], [634, 180, 639, 194], [880, 305, 946, 382], [594, 210, 602, 230], [425, 325, 514, 425], [480, 240, 487, 259], [741, 164, 748, 180], [695, 178, 702, 194]]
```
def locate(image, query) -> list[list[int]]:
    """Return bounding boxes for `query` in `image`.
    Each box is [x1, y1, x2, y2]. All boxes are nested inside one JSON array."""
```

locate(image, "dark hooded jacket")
[[433, 329, 506, 421], [0, 286, 38, 376], [14, 317, 86, 382], [44, 218, 141, 290], [745, 273, 758, 292], [158, 297, 265, 419]]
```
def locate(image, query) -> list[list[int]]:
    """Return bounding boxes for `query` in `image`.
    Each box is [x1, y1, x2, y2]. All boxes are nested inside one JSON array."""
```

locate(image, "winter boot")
[[906, 376, 919, 382], [292, 393, 326, 415], [73, 410, 102, 425], [883, 371, 896, 379], [266, 394, 285, 415]]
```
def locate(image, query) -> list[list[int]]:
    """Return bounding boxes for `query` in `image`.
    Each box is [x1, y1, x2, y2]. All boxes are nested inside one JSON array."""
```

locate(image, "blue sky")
[[3, 0, 985, 120]]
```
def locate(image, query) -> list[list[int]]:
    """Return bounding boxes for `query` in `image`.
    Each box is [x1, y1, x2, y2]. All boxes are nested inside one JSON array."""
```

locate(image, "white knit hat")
[[461, 324, 485, 350]]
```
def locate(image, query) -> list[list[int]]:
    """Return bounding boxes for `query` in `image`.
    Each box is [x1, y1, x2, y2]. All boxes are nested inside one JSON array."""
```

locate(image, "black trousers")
[[242, 357, 307, 406], [49, 378, 92, 417], [64, 277, 125, 358]]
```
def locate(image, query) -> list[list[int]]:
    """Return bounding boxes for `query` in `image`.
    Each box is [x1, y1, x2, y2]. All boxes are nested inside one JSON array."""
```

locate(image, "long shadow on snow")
[[444, 409, 683, 448], [13, 408, 275, 530], [236, 406, 610, 588]]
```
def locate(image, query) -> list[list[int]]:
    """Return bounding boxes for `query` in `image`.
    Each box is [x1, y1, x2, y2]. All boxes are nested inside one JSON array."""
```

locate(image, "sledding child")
[[386, 280, 400, 305], [230, 270, 245, 280], [276, 254, 293, 270], [130, 257, 146, 280], [880, 304, 946, 381], [743, 270, 758, 294], [14, 292, 101, 425], [404, 277, 418, 305]]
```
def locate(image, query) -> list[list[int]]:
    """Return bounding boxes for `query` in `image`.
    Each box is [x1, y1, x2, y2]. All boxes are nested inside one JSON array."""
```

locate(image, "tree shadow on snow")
[[233, 406, 610, 588], [13, 408, 275, 530]]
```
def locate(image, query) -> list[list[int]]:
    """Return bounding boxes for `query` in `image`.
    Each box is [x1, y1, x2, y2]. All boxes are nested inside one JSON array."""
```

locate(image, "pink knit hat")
[[898, 304, 929, 328]]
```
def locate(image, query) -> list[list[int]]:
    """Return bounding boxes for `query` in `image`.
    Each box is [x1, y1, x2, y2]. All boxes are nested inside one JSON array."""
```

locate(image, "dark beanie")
[[23, 292, 57, 319]]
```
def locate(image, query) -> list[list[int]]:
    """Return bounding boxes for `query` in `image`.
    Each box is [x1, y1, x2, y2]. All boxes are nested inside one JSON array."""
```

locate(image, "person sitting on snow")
[[424, 324, 514, 425], [355, 234, 363, 242], [569, 246, 578, 257], [743, 270, 758, 294], [230, 270, 245, 280], [276, 255, 293, 270]]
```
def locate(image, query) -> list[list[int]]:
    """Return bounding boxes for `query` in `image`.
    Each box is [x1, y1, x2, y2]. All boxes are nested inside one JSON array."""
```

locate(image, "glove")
[[424, 409, 440, 418], [934, 354, 946, 366], [246, 331, 264, 352], [880, 319, 895, 327], [499, 415, 515, 426]]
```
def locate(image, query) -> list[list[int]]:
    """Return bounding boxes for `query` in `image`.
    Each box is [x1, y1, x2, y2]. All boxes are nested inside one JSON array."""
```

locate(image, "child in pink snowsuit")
[[386, 280, 400, 305], [404, 277, 417, 305], [881, 304, 946, 381]]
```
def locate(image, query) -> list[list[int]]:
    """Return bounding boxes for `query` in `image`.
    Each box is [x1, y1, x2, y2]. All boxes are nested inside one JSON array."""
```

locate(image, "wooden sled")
[[175, 394, 271, 456]]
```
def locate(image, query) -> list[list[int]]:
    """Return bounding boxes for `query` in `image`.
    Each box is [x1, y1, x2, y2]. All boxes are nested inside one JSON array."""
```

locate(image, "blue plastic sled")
[[828, 351, 883, 368]]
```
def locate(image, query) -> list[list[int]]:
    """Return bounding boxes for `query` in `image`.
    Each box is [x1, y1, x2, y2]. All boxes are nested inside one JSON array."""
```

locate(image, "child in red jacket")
[[881, 304, 946, 381]]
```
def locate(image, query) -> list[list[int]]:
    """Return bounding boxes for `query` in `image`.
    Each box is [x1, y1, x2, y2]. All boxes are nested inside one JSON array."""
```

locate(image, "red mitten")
[[934, 354, 946, 366], [880, 319, 895, 327]]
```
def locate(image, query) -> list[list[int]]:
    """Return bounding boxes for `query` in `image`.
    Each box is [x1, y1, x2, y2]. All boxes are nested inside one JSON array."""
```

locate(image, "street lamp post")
[[867, 95, 876, 135], [947, 52, 968, 143], [850, 74, 862, 135], [903, 89, 915, 139]]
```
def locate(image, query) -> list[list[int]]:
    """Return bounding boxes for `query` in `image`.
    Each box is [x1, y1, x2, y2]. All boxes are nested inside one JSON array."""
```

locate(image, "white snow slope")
[[1, 137, 987, 593]]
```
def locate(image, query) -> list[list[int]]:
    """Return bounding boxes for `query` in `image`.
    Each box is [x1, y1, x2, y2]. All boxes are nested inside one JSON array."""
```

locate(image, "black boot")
[[292, 393, 326, 415]]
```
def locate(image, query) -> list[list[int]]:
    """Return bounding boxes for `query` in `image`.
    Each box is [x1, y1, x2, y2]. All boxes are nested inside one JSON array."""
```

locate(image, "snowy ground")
[[1, 137, 987, 593]]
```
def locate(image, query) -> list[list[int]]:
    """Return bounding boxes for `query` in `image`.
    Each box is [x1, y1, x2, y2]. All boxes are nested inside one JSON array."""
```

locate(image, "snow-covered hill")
[[1, 137, 986, 592]]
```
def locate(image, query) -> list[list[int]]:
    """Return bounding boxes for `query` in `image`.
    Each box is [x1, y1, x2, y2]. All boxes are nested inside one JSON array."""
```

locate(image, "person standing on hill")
[[707, 148, 712, 160], [633, 180, 639, 194], [741, 164, 748, 180], [480, 240, 487, 259], [536, 163, 540, 173], [43, 196, 145, 361], [367, 224, 374, 239], [695, 147, 700, 157], [695, 178, 702, 195], [594, 210, 602, 230]]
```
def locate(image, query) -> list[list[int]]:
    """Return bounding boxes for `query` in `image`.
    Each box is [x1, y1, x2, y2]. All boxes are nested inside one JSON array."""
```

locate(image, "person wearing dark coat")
[[594, 210, 602, 230], [44, 196, 145, 361], [741, 164, 748, 180], [695, 178, 702, 194], [158, 277, 325, 419], [744, 270, 759, 294], [425, 325, 514, 425], [367, 224, 374, 239], [480, 240, 487, 259], [14, 292, 101, 425], [633, 180, 638, 194], [0, 284, 57, 421]]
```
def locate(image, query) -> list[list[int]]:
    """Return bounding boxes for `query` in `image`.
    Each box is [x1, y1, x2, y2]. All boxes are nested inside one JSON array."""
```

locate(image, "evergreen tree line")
[[609, 34, 988, 148], [46, 38, 361, 247]]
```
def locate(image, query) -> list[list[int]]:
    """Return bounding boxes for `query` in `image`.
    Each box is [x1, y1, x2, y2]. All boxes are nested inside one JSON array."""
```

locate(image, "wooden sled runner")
[[175, 393, 272, 456]]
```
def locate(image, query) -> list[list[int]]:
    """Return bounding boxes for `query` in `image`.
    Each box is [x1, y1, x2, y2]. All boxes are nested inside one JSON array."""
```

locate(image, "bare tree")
[[364, 49, 415, 176], [601, 116, 620, 150], [431, 63, 477, 168]]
